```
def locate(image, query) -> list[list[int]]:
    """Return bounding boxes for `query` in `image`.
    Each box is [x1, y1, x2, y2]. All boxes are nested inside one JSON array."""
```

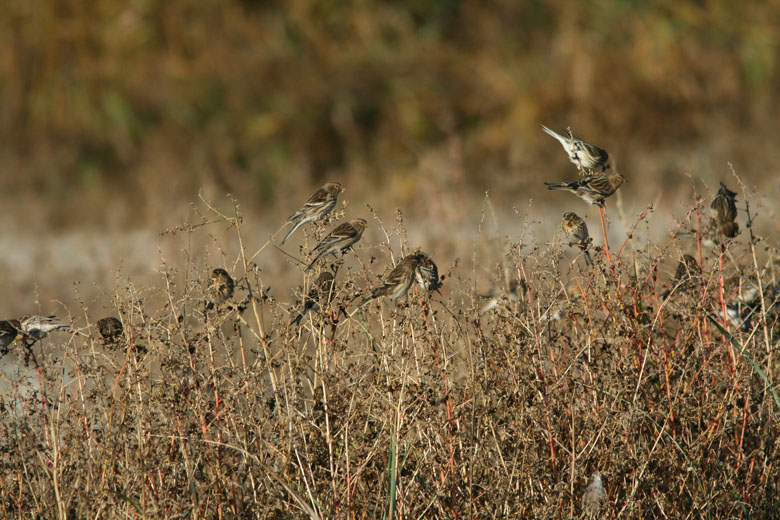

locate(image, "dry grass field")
[[2, 1, 780, 518], [1, 175, 780, 518]]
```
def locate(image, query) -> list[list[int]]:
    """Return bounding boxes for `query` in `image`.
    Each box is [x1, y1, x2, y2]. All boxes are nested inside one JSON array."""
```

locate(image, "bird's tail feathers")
[[305, 251, 325, 272], [544, 181, 573, 190], [583, 250, 593, 266], [541, 125, 567, 144], [281, 219, 305, 244]]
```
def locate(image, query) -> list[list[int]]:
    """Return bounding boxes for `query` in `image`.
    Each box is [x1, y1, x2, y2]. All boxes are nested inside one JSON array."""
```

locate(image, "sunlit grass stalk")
[[517, 254, 557, 474]]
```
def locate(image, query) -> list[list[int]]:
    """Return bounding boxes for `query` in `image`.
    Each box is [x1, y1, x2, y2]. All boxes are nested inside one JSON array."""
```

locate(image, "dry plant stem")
[[570, 264, 595, 361], [654, 286, 676, 426], [595, 206, 632, 325], [228, 206, 279, 402], [516, 253, 557, 474], [597, 205, 612, 265], [568, 400, 575, 519], [48, 409, 64, 520], [717, 246, 738, 377], [691, 205, 717, 363], [71, 337, 93, 454], [418, 295, 458, 516], [319, 366, 337, 501], [694, 195, 704, 268], [27, 349, 51, 446], [205, 331, 227, 495], [742, 197, 773, 381], [615, 206, 652, 259]]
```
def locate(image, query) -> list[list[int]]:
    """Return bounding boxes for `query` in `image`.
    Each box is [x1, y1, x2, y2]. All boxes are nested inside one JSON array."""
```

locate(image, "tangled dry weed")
[[1, 180, 779, 519]]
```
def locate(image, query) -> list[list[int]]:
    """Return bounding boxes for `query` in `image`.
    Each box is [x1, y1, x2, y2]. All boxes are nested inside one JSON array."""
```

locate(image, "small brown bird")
[[97, 317, 124, 345], [18, 316, 69, 344], [282, 182, 343, 244], [290, 271, 336, 325], [561, 212, 593, 266], [662, 254, 701, 299], [0, 320, 19, 355], [710, 182, 739, 238], [306, 218, 367, 271], [581, 471, 605, 517], [672, 254, 701, 287], [545, 171, 625, 206], [414, 254, 442, 293], [209, 268, 235, 306], [542, 125, 610, 174], [361, 254, 423, 305]]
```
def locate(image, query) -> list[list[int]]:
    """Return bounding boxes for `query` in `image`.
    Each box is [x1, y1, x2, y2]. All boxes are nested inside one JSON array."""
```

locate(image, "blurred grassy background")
[[2, 0, 779, 230]]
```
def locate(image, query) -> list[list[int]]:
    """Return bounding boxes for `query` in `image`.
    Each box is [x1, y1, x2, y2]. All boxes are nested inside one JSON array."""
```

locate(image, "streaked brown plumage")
[[545, 171, 625, 206], [0, 320, 19, 355], [282, 182, 343, 244], [209, 268, 235, 306], [710, 182, 739, 238], [672, 254, 701, 287], [361, 254, 423, 305], [581, 471, 605, 517], [97, 317, 124, 344], [542, 125, 610, 174], [19, 316, 69, 344], [414, 254, 442, 293], [662, 254, 701, 299], [561, 212, 593, 266], [290, 271, 336, 325], [306, 218, 367, 271]]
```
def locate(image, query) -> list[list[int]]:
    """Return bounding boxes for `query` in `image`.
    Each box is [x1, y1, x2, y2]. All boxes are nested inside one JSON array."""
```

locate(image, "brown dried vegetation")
[[2, 181, 780, 518]]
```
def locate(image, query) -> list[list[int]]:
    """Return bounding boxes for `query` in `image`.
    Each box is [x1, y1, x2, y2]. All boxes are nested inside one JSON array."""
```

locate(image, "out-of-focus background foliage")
[[1, 0, 780, 317], [2, 0, 779, 229]]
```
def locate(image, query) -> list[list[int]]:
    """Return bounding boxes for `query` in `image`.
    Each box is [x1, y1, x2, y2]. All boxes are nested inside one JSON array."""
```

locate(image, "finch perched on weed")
[[710, 182, 739, 238], [97, 317, 124, 345], [360, 254, 422, 305], [561, 212, 593, 266], [414, 254, 442, 293], [306, 218, 367, 271], [542, 125, 610, 174], [545, 171, 625, 206], [0, 320, 19, 354], [672, 254, 701, 287], [282, 182, 343, 244], [209, 268, 235, 306], [18, 316, 69, 345], [662, 254, 701, 299]]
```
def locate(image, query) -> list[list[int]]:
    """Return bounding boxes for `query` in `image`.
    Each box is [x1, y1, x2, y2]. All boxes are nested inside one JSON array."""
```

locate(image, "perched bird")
[[541, 125, 610, 174], [361, 254, 423, 305], [97, 317, 124, 345], [414, 254, 442, 293], [290, 271, 336, 326], [305, 218, 367, 271], [672, 254, 701, 286], [710, 182, 739, 238], [662, 254, 701, 299], [581, 471, 605, 517], [561, 212, 593, 266], [544, 171, 625, 206], [282, 182, 343, 244], [18, 316, 69, 344], [209, 268, 235, 306], [0, 320, 20, 355]]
